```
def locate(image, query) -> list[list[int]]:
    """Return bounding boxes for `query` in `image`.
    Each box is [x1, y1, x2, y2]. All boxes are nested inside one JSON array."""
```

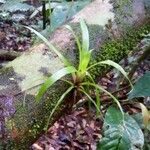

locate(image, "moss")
[[0, 66, 14, 75], [89, 22, 150, 78], [68, 21, 150, 79], [5, 80, 69, 150]]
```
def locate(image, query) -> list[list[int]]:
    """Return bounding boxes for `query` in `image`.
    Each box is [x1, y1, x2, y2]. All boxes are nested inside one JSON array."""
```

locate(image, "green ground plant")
[[26, 19, 132, 130], [26, 19, 150, 149]]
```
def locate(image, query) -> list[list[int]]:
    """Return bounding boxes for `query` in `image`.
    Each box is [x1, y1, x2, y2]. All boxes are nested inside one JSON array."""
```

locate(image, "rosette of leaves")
[[26, 19, 132, 130]]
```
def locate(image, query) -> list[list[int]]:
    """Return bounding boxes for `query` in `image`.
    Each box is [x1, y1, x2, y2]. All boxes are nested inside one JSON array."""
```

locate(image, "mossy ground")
[[89, 22, 150, 78]]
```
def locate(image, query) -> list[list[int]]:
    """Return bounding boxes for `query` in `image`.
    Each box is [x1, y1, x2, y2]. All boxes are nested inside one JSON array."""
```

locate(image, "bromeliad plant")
[[26, 19, 132, 129]]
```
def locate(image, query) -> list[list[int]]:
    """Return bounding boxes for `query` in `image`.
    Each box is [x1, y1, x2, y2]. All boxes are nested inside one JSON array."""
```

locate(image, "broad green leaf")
[[88, 60, 133, 88], [25, 26, 71, 66], [131, 113, 143, 129], [128, 71, 150, 99], [36, 66, 76, 101], [97, 106, 144, 150], [46, 86, 74, 130]]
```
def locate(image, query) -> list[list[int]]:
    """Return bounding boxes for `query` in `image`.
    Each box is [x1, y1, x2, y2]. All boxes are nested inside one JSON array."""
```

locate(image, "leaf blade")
[[97, 106, 144, 150], [128, 71, 150, 99], [36, 66, 76, 102], [45, 86, 74, 130], [88, 60, 133, 88], [25, 26, 71, 66]]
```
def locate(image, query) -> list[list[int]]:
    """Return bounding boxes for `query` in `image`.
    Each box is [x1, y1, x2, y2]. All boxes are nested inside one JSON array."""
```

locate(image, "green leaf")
[[25, 26, 71, 67], [45, 86, 74, 130], [79, 50, 92, 75], [80, 19, 89, 52], [88, 60, 133, 88], [86, 71, 101, 116], [82, 82, 123, 115], [97, 106, 144, 150], [78, 19, 91, 76], [128, 71, 150, 99], [36, 66, 76, 102], [131, 113, 143, 129], [66, 19, 91, 78], [79, 88, 100, 114]]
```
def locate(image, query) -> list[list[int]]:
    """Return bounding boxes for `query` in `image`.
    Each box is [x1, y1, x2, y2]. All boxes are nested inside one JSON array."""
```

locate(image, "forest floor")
[[31, 38, 150, 150], [0, 12, 42, 52]]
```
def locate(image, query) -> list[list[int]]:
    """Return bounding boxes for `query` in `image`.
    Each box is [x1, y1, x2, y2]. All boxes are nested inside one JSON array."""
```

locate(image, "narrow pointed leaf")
[[79, 88, 100, 113], [80, 19, 89, 52], [36, 66, 76, 101], [86, 72, 101, 116], [82, 82, 123, 115], [88, 60, 133, 88], [46, 86, 74, 130], [25, 26, 71, 66]]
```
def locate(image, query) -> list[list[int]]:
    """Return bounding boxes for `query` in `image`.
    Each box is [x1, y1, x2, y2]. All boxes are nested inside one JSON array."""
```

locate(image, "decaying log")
[[0, 0, 150, 149]]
